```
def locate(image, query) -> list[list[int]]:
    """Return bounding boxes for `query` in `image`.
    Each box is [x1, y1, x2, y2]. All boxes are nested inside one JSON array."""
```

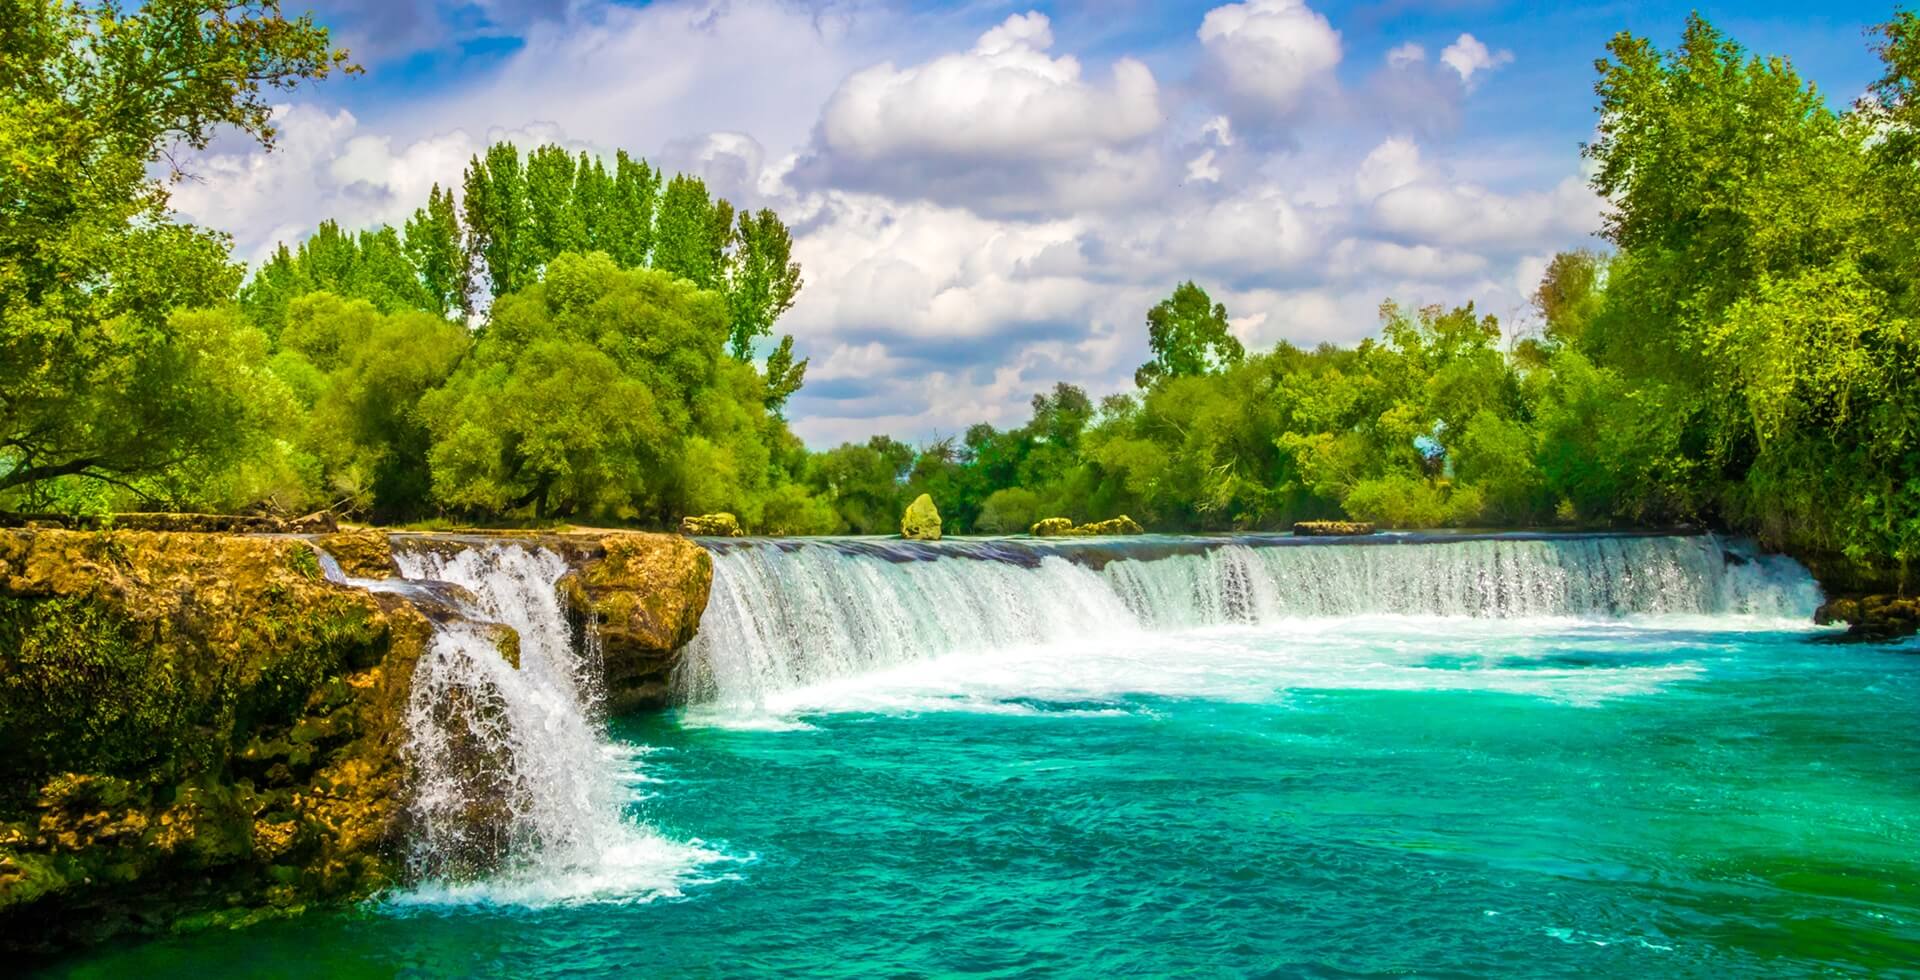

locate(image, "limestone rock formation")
[[557, 532, 713, 714], [678, 513, 744, 537], [902, 494, 942, 541], [1030, 515, 1145, 537], [1292, 521, 1378, 536], [0, 529, 429, 953]]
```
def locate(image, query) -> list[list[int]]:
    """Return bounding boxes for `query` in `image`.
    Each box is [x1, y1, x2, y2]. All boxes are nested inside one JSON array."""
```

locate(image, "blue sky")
[[174, 0, 1902, 446]]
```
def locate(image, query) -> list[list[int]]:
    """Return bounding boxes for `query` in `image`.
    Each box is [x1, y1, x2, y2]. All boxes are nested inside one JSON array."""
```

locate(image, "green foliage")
[[405, 184, 471, 318], [808, 436, 917, 534], [0, 0, 351, 506], [976, 487, 1044, 534], [1571, 10, 1920, 584], [414, 252, 820, 526], [272, 293, 471, 518], [1136, 281, 1245, 388], [727, 209, 804, 360]]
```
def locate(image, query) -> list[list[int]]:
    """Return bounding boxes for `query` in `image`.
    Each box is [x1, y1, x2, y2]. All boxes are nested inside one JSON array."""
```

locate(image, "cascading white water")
[[1105, 535, 1818, 626], [675, 534, 1823, 708], [380, 541, 718, 905]]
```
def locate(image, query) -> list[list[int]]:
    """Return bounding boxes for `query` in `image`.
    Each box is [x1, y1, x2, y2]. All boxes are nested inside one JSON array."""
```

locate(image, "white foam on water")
[[386, 543, 722, 908], [675, 534, 1826, 721], [689, 616, 1736, 724]]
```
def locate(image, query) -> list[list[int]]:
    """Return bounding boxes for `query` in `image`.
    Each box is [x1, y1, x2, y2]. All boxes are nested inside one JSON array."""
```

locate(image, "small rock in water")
[[1292, 521, 1377, 536], [1031, 515, 1145, 537], [1030, 517, 1076, 537], [902, 494, 942, 541], [1815, 594, 1920, 641], [679, 513, 744, 537]]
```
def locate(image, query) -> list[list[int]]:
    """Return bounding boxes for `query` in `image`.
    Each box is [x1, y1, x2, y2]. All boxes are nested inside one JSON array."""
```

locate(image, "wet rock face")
[[557, 533, 713, 715], [0, 529, 427, 955], [901, 495, 942, 541]]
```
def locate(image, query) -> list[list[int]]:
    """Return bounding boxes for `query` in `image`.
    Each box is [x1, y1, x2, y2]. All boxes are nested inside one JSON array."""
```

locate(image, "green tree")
[[525, 142, 587, 268], [271, 293, 469, 518], [463, 142, 535, 298], [421, 252, 730, 520], [653, 174, 729, 289], [1136, 281, 1244, 388], [404, 184, 471, 318], [726, 208, 803, 360], [1, 0, 352, 501]]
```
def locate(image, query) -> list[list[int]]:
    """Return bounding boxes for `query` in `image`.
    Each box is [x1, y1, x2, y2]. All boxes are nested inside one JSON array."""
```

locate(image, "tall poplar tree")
[[404, 184, 471, 318], [726, 208, 804, 360], [462, 143, 534, 298]]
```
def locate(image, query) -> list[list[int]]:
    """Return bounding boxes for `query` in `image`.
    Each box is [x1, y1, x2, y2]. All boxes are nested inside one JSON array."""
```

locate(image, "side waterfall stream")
[[54, 531, 1919, 977]]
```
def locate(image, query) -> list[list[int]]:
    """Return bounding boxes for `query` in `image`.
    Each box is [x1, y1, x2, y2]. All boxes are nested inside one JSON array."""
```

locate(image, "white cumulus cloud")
[[1440, 33, 1515, 87], [1197, 0, 1342, 120]]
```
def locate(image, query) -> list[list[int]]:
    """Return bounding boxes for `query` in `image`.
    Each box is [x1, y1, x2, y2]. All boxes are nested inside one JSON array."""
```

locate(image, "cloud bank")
[[178, 0, 1594, 446]]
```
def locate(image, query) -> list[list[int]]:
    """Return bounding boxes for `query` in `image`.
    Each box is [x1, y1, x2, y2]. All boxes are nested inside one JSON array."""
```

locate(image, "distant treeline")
[[2, 3, 1915, 586]]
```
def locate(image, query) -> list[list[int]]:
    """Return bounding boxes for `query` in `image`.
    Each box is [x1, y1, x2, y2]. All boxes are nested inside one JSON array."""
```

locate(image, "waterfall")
[[675, 533, 1822, 708], [371, 541, 717, 906]]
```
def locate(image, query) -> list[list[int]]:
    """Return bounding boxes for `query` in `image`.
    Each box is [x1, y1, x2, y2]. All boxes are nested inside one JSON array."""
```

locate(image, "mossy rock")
[[557, 532, 713, 714], [678, 513, 743, 537], [1030, 515, 1143, 537], [1030, 517, 1076, 537], [901, 495, 942, 541], [1817, 594, 1920, 641], [1292, 521, 1377, 537], [0, 529, 429, 954]]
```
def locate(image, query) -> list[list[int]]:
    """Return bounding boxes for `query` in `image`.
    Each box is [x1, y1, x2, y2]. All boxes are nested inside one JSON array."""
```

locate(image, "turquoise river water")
[[41, 533, 1920, 978]]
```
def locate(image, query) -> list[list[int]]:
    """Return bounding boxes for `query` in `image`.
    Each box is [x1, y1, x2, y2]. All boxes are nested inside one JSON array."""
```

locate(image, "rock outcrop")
[[1815, 594, 1920, 641], [1030, 515, 1145, 537], [1292, 521, 1378, 536], [902, 495, 942, 541], [556, 532, 713, 714], [678, 513, 744, 537], [315, 529, 396, 579], [0, 529, 429, 953]]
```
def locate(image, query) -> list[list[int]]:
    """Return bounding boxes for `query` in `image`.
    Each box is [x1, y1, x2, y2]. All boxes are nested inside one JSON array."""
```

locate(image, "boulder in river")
[[1030, 517, 1076, 537], [678, 513, 744, 537], [1815, 594, 1919, 641], [556, 532, 713, 714], [316, 528, 396, 578], [1077, 515, 1145, 536], [902, 494, 942, 541], [1292, 521, 1377, 536], [1030, 515, 1144, 536]]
